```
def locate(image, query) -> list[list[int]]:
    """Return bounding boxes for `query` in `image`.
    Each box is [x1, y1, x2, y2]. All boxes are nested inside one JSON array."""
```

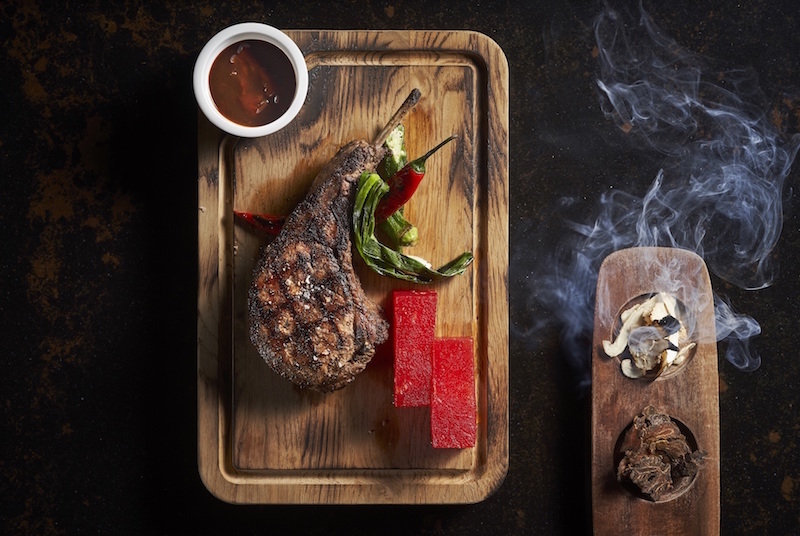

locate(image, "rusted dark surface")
[[3, 1, 799, 534]]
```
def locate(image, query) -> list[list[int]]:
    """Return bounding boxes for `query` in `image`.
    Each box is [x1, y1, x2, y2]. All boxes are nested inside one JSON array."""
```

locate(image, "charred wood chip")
[[617, 405, 705, 501]]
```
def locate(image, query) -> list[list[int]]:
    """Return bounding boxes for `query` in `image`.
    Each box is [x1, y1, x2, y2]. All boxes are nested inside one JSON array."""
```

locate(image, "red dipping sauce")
[[208, 39, 297, 127]]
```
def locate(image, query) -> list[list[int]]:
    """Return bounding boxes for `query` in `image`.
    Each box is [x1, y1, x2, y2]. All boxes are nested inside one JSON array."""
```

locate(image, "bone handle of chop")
[[373, 88, 421, 147]]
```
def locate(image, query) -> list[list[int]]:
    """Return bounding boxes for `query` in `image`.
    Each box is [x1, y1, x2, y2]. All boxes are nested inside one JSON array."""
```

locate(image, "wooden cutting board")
[[197, 30, 509, 504], [591, 247, 720, 534]]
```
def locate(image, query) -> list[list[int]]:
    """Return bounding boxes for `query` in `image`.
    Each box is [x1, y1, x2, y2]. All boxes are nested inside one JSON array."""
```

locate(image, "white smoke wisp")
[[595, 5, 798, 290], [527, 4, 799, 394]]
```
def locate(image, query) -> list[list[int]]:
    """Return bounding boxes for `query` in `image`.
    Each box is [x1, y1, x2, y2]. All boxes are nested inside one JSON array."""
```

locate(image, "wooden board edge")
[[477, 27, 511, 500], [197, 112, 230, 501]]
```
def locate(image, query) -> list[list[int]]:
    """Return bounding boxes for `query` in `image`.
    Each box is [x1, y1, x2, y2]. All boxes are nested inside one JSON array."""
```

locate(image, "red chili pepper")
[[374, 135, 456, 223], [234, 210, 285, 235]]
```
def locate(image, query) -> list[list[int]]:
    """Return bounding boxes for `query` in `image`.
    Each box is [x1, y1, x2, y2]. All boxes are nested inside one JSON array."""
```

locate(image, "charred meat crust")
[[247, 140, 389, 392]]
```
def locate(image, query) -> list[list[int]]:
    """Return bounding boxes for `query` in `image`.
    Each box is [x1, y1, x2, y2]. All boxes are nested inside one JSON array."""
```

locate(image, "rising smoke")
[[525, 4, 799, 394]]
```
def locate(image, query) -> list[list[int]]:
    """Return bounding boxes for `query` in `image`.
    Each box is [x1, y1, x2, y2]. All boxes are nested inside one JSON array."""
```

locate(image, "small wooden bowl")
[[591, 247, 720, 534]]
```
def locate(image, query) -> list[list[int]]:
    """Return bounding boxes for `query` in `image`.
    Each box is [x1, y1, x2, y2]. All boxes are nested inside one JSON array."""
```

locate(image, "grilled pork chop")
[[248, 90, 421, 392]]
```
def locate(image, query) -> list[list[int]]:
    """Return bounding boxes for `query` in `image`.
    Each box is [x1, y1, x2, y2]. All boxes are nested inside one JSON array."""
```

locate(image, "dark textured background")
[[2, 1, 799, 534]]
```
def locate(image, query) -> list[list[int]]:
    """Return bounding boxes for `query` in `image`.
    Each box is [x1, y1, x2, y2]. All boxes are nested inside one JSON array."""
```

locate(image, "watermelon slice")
[[392, 290, 437, 407], [431, 337, 476, 449]]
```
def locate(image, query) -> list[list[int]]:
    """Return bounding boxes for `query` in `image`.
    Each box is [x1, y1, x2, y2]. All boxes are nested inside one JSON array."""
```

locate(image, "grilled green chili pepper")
[[353, 172, 473, 283]]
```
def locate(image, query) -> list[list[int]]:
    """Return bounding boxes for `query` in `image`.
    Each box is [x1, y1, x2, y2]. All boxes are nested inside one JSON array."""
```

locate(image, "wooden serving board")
[[591, 247, 720, 534], [197, 30, 509, 504]]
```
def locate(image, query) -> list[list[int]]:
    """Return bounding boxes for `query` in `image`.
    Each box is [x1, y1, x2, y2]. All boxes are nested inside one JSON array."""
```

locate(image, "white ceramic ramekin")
[[193, 23, 308, 138]]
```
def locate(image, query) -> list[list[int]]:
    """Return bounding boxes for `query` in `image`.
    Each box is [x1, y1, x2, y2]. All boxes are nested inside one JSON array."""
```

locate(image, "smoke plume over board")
[[523, 5, 799, 394]]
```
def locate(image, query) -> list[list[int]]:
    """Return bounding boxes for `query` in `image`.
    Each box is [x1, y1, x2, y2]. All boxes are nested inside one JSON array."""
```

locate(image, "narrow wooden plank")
[[591, 247, 720, 534]]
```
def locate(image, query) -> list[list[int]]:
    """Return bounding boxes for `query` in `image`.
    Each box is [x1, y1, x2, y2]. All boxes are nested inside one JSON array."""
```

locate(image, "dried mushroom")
[[617, 406, 705, 501], [603, 292, 696, 379]]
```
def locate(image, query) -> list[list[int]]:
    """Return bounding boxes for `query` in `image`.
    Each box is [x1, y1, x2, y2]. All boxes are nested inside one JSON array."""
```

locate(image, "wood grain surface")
[[197, 30, 508, 504], [591, 247, 721, 535]]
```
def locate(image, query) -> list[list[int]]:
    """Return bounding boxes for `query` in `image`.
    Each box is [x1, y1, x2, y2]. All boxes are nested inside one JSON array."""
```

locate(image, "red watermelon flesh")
[[431, 337, 476, 448], [392, 290, 437, 407]]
